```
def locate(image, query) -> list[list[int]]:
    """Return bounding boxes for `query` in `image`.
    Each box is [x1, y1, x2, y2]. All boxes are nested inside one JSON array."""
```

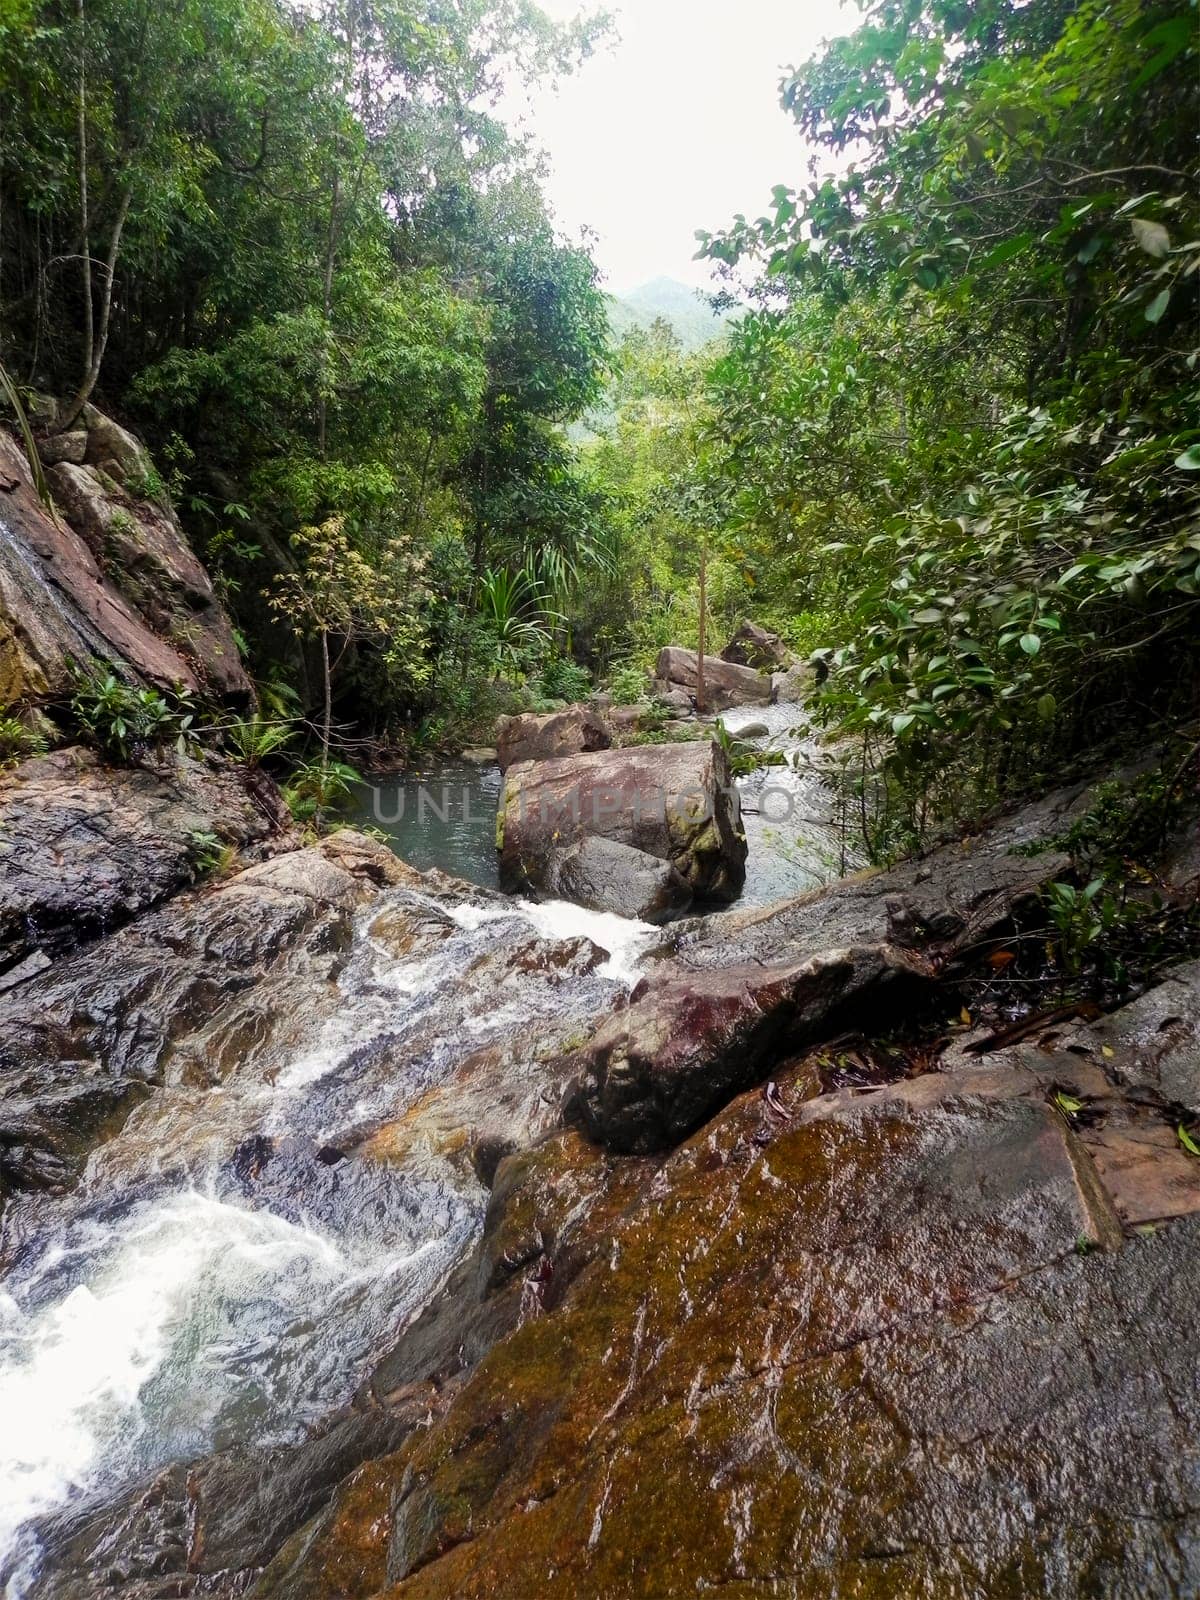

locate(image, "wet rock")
[[559, 814, 1074, 1152], [734, 719, 769, 739], [0, 431, 202, 704], [540, 835, 693, 923], [272, 1054, 1200, 1600], [0, 746, 281, 970], [563, 945, 924, 1152], [494, 705, 610, 773], [0, 833, 397, 1201], [1057, 957, 1200, 1114], [720, 618, 790, 671], [46, 457, 249, 701], [667, 817, 1071, 973], [655, 645, 772, 710], [498, 740, 746, 906], [458, 746, 497, 766], [25, 1405, 425, 1600]]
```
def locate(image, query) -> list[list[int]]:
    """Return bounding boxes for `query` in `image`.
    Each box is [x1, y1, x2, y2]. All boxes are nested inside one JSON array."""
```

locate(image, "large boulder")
[[495, 705, 611, 773], [0, 411, 252, 706], [655, 645, 772, 710], [498, 740, 747, 906], [541, 834, 693, 923], [720, 618, 790, 671]]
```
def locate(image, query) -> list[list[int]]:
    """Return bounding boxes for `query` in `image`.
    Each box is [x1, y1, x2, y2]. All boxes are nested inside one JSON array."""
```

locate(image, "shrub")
[[538, 657, 592, 703], [69, 667, 198, 760], [282, 758, 363, 824], [223, 715, 294, 767], [606, 662, 649, 704], [0, 715, 48, 766]]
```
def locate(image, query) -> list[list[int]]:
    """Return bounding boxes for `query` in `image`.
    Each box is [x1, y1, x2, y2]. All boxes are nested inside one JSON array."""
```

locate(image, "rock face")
[[563, 818, 1071, 1153], [0, 412, 251, 705], [720, 617, 790, 671], [254, 976, 1200, 1600], [494, 705, 610, 772], [0, 831, 401, 1208], [0, 745, 284, 973], [498, 740, 747, 908], [656, 644, 773, 710]]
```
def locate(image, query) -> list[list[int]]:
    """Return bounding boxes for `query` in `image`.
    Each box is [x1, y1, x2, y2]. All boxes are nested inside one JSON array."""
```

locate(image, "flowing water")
[[721, 702, 864, 905], [0, 706, 845, 1592], [0, 883, 653, 1596]]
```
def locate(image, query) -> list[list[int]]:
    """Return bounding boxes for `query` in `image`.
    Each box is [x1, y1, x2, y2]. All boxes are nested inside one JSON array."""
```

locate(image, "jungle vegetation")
[[1, 0, 1197, 850]]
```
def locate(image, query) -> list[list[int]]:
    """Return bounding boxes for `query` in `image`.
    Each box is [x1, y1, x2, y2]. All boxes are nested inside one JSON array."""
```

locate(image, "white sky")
[[507, 0, 854, 295]]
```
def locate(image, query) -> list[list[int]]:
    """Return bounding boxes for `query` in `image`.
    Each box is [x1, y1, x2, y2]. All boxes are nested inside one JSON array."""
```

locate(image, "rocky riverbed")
[[0, 742, 1197, 1598]]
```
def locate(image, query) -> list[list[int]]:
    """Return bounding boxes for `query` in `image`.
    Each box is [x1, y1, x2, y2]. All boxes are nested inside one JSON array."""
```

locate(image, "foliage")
[[694, 0, 1199, 849], [538, 656, 592, 704], [222, 715, 294, 767], [282, 757, 362, 823], [605, 663, 650, 705], [476, 565, 558, 680], [69, 668, 197, 760], [0, 0, 613, 744], [0, 714, 48, 765], [187, 828, 235, 877], [714, 717, 786, 778], [1044, 878, 1116, 976]]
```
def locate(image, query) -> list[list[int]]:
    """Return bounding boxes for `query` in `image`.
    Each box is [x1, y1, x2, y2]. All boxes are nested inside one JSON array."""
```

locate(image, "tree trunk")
[[320, 627, 332, 773], [76, 0, 93, 389], [58, 185, 132, 431], [696, 537, 708, 714]]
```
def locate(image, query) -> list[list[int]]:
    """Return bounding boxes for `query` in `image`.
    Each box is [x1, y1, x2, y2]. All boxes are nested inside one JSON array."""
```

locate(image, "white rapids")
[[0, 882, 654, 1595]]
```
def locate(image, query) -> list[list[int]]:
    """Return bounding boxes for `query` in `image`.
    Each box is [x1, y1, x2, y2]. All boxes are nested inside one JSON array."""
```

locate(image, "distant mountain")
[[606, 276, 730, 353]]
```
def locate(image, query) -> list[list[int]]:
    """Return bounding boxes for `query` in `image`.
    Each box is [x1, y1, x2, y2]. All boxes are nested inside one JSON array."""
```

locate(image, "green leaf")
[[1145, 288, 1171, 324], [1054, 1092, 1084, 1117], [1036, 693, 1057, 721], [1174, 445, 1200, 471], [1179, 1125, 1200, 1159], [891, 713, 916, 735], [1019, 633, 1041, 655], [1130, 217, 1170, 258], [980, 233, 1033, 269]]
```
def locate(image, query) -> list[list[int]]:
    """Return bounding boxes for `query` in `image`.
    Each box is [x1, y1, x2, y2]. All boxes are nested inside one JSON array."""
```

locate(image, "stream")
[[0, 883, 652, 1596], [0, 704, 850, 1595]]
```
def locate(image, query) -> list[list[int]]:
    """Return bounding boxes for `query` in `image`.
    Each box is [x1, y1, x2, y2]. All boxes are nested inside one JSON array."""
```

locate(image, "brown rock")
[[720, 618, 791, 671], [0, 432, 199, 703], [0, 745, 281, 970], [495, 705, 610, 772], [268, 1064, 1200, 1600], [656, 644, 772, 709], [46, 457, 250, 700], [497, 740, 747, 906]]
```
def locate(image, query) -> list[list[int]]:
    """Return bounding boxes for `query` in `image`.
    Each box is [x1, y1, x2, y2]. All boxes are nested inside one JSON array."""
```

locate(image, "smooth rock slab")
[[259, 1070, 1200, 1600]]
